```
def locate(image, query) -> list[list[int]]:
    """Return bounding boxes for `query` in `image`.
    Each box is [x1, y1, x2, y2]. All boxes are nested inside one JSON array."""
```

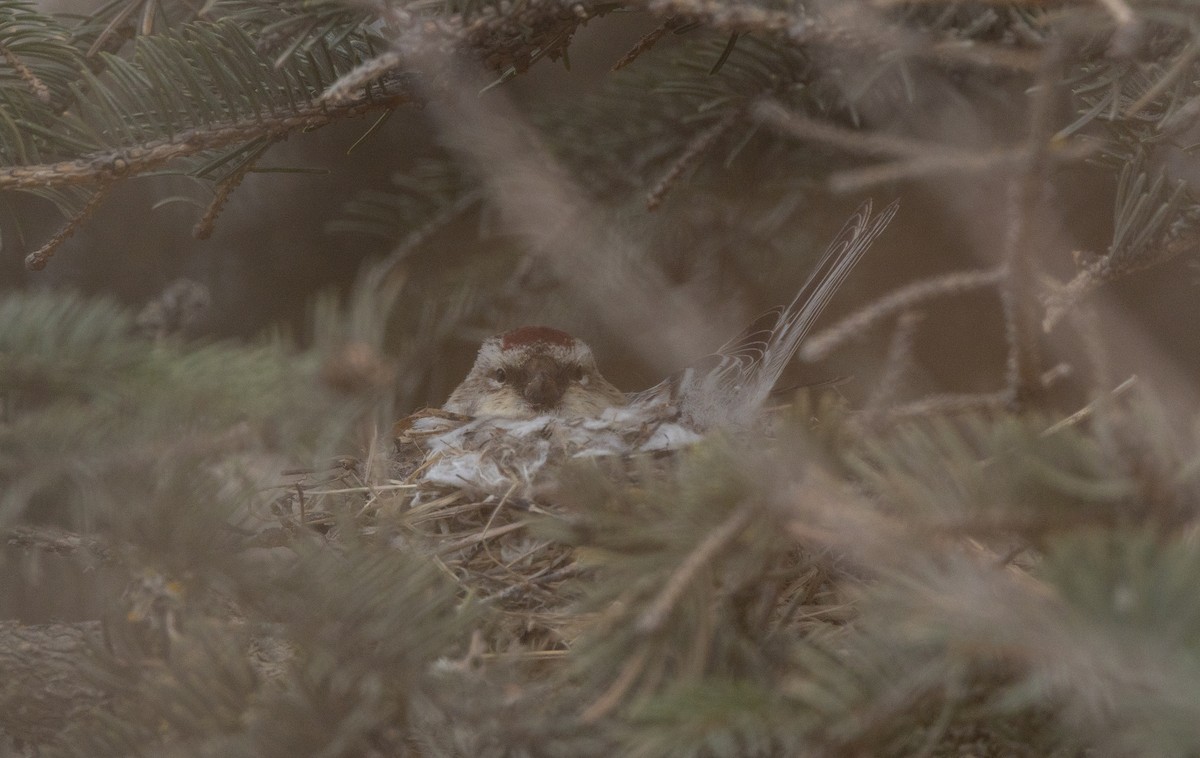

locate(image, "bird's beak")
[[522, 355, 566, 411]]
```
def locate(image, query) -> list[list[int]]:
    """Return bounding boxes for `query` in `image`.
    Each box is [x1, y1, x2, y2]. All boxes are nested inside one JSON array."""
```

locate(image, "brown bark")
[[0, 620, 106, 748]]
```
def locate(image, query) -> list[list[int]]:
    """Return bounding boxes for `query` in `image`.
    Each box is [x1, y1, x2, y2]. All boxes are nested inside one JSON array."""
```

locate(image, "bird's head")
[[444, 326, 625, 418]]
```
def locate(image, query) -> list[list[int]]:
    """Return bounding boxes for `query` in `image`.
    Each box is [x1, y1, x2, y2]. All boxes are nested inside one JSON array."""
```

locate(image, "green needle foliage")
[[4, 0, 1200, 756]]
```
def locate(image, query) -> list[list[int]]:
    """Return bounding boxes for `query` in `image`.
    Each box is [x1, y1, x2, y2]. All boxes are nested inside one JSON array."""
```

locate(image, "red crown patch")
[[501, 325, 575, 350]]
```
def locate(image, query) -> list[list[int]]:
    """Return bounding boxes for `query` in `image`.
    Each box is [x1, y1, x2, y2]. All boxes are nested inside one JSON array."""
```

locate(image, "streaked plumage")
[[630, 199, 899, 430], [411, 201, 898, 494]]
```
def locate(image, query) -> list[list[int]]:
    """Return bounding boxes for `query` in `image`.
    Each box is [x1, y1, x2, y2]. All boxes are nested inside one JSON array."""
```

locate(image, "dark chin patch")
[[501, 325, 575, 350]]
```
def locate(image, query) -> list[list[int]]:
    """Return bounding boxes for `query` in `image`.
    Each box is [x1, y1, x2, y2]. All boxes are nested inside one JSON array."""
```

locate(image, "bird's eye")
[[573, 365, 585, 381], [492, 368, 507, 383]]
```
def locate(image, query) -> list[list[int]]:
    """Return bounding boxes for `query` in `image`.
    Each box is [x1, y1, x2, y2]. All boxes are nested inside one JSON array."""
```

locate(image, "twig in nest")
[[434, 520, 528, 557]]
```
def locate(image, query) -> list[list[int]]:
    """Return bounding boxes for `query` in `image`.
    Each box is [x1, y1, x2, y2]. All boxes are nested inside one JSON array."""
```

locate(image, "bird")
[[441, 200, 898, 432], [442, 325, 625, 418], [399, 201, 897, 494]]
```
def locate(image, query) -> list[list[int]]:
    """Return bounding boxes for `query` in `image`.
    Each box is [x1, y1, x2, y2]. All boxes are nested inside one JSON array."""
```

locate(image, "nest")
[[255, 405, 848, 661]]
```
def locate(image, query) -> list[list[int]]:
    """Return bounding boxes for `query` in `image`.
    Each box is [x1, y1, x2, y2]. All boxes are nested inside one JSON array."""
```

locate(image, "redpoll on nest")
[[395, 200, 898, 496]]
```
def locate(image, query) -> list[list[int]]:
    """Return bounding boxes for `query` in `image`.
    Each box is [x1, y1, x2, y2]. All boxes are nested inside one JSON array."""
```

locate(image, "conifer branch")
[[5, 1, 1200, 753], [5, 525, 113, 562], [629, 0, 1042, 70], [192, 138, 277, 240], [1043, 227, 1200, 332], [321, 49, 404, 105], [0, 42, 51, 104], [756, 99, 1098, 193], [997, 50, 1064, 407], [860, 311, 922, 427], [1122, 36, 1199, 118], [801, 269, 1004, 361], [24, 179, 114, 271], [612, 16, 684, 71], [1, 94, 405, 192], [645, 109, 739, 210]]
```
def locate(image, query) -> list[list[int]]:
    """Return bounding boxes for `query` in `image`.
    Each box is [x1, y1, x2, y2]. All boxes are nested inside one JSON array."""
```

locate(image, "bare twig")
[[996, 49, 1064, 407], [756, 100, 1097, 194], [755, 100, 958, 159], [193, 139, 278, 240], [646, 109, 740, 211], [1042, 229, 1200, 331], [612, 17, 685, 71], [860, 311, 923, 425], [5, 526, 113, 562], [1094, 0, 1135, 28], [1, 94, 406, 192], [801, 269, 1003, 361], [830, 154, 1016, 194], [379, 191, 484, 271], [829, 141, 1098, 193], [24, 180, 115, 271]]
